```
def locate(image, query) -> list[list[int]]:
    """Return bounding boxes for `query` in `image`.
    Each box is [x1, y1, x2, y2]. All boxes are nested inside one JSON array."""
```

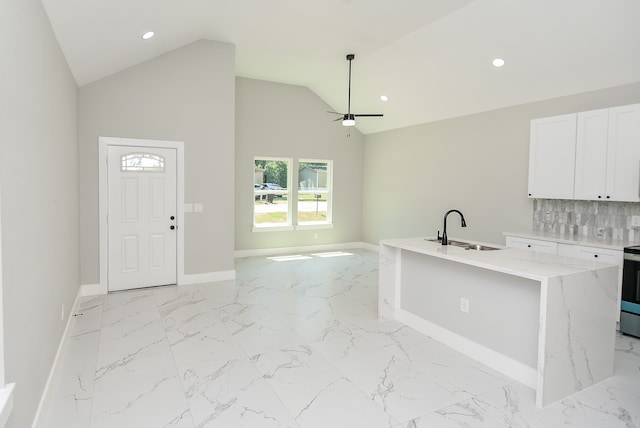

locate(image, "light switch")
[[194, 203, 203, 213], [184, 203, 193, 213]]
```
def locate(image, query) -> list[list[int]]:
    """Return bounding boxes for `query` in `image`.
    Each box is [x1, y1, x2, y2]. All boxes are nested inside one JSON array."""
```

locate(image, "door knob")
[[170, 225, 175, 230]]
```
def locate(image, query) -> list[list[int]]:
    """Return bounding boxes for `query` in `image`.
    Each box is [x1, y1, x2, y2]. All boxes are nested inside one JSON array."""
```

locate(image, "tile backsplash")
[[533, 199, 640, 243]]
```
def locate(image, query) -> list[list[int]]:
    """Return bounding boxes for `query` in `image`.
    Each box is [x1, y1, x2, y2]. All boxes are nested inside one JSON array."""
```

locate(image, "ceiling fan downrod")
[[346, 53, 354, 118], [327, 53, 383, 127]]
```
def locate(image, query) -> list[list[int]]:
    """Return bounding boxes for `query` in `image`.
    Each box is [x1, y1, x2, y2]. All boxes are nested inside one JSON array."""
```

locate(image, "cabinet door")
[[505, 236, 558, 254], [606, 104, 640, 202], [574, 109, 608, 200], [528, 114, 577, 199]]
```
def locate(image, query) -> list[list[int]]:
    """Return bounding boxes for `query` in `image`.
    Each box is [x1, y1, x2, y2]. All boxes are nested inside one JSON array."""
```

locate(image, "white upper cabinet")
[[606, 104, 640, 202], [574, 109, 609, 200], [529, 103, 640, 201], [528, 114, 577, 199]]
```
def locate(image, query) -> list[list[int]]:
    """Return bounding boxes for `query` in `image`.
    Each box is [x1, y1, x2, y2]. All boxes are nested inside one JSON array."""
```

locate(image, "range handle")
[[624, 252, 640, 262]]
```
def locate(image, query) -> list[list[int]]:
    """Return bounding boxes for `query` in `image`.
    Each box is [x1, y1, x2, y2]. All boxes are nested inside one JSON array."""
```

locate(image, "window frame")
[[252, 157, 334, 232], [296, 159, 333, 228], [252, 156, 293, 231]]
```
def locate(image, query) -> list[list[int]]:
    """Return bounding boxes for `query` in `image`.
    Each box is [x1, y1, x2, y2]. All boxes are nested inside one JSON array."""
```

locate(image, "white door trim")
[[99, 136, 185, 294]]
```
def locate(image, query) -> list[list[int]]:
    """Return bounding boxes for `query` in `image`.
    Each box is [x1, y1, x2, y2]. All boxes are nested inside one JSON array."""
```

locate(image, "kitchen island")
[[379, 237, 619, 407]]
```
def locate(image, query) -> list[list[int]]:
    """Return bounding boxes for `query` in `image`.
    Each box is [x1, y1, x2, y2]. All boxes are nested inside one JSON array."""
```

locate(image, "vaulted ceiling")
[[41, 0, 640, 134]]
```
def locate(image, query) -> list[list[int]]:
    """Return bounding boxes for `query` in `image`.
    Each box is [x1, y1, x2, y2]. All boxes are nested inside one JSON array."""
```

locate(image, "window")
[[253, 158, 291, 228], [298, 160, 332, 225], [253, 157, 333, 231], [121, 153, 165, 172]]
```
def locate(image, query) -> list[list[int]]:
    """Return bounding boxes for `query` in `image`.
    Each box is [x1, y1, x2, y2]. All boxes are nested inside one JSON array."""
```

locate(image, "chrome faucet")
[[441, 209, 467, 245]]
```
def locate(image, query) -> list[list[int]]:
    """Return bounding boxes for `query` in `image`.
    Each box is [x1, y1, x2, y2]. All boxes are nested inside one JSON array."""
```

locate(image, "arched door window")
[[121, 153, 165, 172]]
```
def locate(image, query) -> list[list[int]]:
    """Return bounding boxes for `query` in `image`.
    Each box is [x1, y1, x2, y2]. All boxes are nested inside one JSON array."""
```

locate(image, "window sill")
[[252, 224, 294, 233], [252, 223, 333, 232]]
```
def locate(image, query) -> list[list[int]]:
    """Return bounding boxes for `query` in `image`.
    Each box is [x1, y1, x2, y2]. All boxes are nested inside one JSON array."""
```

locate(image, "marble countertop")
[[380, 236, 618, 282], [503, 230, 635, 251]]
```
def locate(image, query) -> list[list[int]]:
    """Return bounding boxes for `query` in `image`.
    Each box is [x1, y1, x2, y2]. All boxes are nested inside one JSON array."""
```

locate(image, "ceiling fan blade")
[[353, 114, 384, 117], [326, 111, 344, 115], [333, 117, 344, 122]]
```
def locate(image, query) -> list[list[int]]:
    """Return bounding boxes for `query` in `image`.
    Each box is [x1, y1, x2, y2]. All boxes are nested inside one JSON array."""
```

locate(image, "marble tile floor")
[[43, 249, 640, 427]]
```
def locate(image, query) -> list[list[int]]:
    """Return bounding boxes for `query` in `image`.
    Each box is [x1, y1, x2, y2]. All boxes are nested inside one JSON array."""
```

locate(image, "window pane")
[[298, 160, 331, 224], [121, 153, 165, 172], [254, 158, 290, 226]]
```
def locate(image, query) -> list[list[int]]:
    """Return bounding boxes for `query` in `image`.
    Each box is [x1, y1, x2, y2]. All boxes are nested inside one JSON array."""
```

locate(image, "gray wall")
[[0, 0, 80, 426], [235, 78, 365, 251], [362, 81, 640, 246], [79, 40, 236, 284]]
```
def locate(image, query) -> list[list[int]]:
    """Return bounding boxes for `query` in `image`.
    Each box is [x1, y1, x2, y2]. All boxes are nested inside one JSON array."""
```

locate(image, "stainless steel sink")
[[425, 238, 468, 246], [425, 238, 501, 251], [463, 244, 500, 251]]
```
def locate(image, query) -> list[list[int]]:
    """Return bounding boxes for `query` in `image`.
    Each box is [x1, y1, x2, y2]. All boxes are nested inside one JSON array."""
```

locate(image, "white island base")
[[379, 237, 619, 407]]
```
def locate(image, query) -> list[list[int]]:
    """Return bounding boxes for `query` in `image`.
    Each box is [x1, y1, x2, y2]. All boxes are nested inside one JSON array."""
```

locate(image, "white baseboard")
[[0, 383, 14, 428], [31, 289, 82, 428], [181, 270, 236, 285], [81, 283, 107, 296], [81, 269, 237, 294], [234, 241, 378, 258], [396, 308, 537, 389]]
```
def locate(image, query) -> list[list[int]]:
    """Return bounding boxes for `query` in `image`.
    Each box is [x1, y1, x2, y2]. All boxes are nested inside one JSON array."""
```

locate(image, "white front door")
[[107, 145, 177, 291]]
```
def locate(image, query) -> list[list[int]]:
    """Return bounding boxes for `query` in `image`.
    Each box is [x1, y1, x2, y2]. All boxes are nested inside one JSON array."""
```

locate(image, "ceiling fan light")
[[343, 119, 356, 127]]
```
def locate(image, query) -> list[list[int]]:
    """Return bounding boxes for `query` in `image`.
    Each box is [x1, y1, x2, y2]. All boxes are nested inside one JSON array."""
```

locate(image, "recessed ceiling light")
[[142, 31, 155, 40], [492, 58, 505, 68], [380, 95, 388, 102]]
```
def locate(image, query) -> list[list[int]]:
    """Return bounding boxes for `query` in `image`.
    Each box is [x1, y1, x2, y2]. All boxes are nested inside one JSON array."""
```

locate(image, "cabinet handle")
[[597, 195, 602, 199], [528, 193, 532, 196], [594, 254, 598, 258], [527, 244, 531, 248], [606, 196, 610, 199]]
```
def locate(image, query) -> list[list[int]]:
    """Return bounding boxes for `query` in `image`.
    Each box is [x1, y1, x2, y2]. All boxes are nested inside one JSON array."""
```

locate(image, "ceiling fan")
[[328, 54, 383, 127]]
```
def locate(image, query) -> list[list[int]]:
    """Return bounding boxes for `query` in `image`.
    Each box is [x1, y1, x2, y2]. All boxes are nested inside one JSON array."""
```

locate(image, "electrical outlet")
[[460, 298, 470, 314], [61, 304, 65, 321], [632, 215, 640, 228], [596, 227, 604, 237]]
